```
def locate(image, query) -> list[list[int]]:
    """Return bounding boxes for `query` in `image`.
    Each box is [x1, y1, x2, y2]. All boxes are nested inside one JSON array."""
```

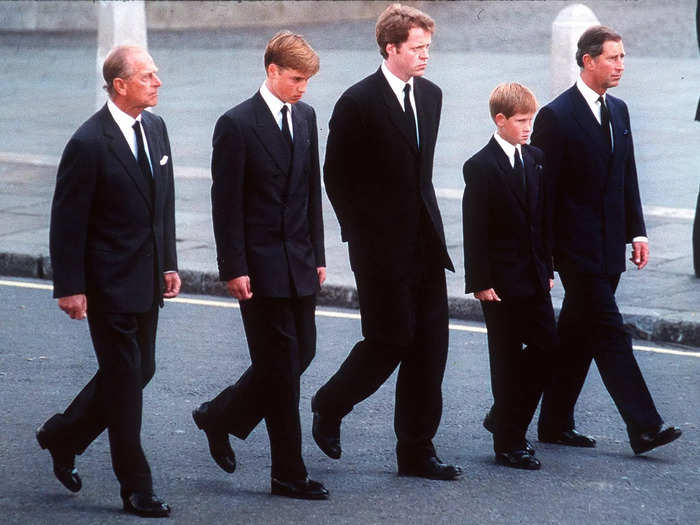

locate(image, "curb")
[[2, 251, 698, 348]]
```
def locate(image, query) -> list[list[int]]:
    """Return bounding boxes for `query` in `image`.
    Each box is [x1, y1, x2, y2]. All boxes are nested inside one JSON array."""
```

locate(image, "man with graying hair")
[[37, 44, 179, 518], [532, 26, 682, 455]]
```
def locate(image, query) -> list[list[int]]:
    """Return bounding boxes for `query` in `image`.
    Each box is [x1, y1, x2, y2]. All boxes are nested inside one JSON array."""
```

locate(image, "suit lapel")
[[376, 70, 419, 156], [99, 105, 153, 211], [522, 146, 540, 218], [142, 112, 162, 214], [489, 138, 527, 211], [568, 86, 611, 161], [251, 92, 292, 174], [288, 105, 309, 188]]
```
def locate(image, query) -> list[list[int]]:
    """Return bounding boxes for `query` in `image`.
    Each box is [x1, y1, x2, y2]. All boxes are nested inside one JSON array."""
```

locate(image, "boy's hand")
[[474, 288, 501, 302], [549, 278, 555, 290]]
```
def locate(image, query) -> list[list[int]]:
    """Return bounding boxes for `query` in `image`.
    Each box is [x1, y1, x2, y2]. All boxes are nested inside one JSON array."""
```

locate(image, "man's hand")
[[317, 266, 326, 286], [474, 288, 501, 302], [631, 241, 649, 270], [549, 278, 555, 290], [163, 272, 181, 298], [58, 294, 87, 320], [227, 275, 253, 301]]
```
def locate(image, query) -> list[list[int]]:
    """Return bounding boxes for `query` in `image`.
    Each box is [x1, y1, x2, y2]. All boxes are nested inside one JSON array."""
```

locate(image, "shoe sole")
[[271, 487, 329, 500], [632, 429, 682, 455], [495, 457, 541, 470]]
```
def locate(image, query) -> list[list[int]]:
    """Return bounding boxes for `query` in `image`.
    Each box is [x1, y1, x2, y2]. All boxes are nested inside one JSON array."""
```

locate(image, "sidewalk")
[[1, 156, 698, 348]]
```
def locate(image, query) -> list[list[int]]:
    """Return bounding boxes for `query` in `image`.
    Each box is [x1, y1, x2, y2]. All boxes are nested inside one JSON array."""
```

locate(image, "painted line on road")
[[4, 278, 697, 356]]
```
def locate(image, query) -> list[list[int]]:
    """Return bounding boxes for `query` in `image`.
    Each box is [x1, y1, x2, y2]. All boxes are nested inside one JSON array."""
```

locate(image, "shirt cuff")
[[164, 270, 177, 274], [631, 236, 648, 243]]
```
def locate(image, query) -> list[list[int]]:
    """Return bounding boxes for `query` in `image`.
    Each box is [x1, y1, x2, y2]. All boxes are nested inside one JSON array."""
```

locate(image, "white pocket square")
[[159, 155, 169, 165]]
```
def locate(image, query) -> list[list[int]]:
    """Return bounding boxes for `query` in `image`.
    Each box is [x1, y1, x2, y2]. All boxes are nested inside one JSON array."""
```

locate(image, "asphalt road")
[[0, 277, 698, 524]]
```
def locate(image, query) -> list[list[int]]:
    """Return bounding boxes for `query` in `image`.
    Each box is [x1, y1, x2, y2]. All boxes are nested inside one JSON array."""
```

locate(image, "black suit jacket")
[[531, 85, 645, 276], [50, 104, 177, 313], [463, 139, 553, 299], [324, 69, 453, 277], [211, 92, 325, 297]]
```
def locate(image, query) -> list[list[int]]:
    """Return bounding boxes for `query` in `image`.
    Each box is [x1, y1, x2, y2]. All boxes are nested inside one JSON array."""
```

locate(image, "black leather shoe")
[[271, 477, 329, 500], [495, 450, 542, 470], [630, 425, 682, 455], [122, 491, 171, 518], [36, 426, 82, 492], [483, 410, 535, 455], [398, 456, 463, 480], [311, 396, 341, 460], [539, 429, 596, 448], [192, 405, 236, 473]]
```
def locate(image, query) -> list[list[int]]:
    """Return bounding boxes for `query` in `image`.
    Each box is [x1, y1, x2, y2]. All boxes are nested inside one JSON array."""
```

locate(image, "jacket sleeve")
[[211, 114, 248, 282], [462, 158, 492, 293], [323, 94, 362, 242], [49, 135, 98, 298], [307, 107, 326, 267], [620, 106, 646, 241], [160, 117, 178, 273]]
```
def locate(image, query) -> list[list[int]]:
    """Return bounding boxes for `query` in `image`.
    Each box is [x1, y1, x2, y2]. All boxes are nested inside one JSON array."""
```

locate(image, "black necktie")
[[598, 95, 612, 151], [132, 120, 152, 181], [403, 83, 418, 147], [514, 148, 526, 195], [280, 105, 293, 152]]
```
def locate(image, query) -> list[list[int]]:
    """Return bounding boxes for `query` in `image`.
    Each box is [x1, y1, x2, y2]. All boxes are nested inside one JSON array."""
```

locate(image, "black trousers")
[[205, 294, 316, 481], [539, 272, 663, 436], [40, 306, 159, 493], [313, 263, 448, 462], [481, 294, 556, 453]]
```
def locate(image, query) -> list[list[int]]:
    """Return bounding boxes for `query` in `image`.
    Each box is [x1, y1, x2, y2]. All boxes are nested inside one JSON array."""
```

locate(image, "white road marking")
[[3, 278, 696, 356]]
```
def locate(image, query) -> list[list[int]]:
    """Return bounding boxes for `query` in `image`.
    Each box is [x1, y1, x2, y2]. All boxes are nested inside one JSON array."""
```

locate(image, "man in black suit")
[[463, 83, 556, 470], [37, 45, 179, 517], [312, 4, 461, 480], [192, 32, 328, 500], [532, 26, 681, 454]]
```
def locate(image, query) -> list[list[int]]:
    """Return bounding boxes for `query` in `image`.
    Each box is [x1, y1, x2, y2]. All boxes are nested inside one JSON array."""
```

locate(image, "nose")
[[153, 73, 162, 87], [298, 80, 308, 94]]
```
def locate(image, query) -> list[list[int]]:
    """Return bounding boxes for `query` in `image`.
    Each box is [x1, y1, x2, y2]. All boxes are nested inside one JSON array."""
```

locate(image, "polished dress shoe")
[[271, 477, 329, 500], [496, 450, 541, 470], [539, 429, 596, 448], [311, 396, 341, 459], [398, 456, 463, 480], [630, 425, 682, 455], [192, 405, 236, 473], [36, 426, 82, 492], [482, 410, 536, 455], [122, 491, 171, 518]]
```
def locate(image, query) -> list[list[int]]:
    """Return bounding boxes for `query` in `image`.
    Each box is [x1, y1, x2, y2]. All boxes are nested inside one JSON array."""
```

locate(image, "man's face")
[[496, 112, 534, 146], [385, 27, 432, 82], [266, 64, 312, 104], [120, 50, 162, 111], [587, 40, 625, 92]]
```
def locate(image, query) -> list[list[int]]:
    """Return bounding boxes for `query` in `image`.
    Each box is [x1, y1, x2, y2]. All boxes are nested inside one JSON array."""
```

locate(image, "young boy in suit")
[[462, 83, 556, 470]]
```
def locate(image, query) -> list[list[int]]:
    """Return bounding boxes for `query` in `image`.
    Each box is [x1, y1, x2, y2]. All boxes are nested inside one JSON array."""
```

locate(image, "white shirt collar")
[[106, 98, 149, 160], [576, 75, 606, 123], [493, 131, 521, 168], [381, 61, 414, 106], [259, 81, 293, 137]]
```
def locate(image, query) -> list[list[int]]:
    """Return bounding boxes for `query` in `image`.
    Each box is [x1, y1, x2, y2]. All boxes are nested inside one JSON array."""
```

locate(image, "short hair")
[[375, 3, 435, 59], [576, 25, 622, 67], [489, 82, 538, 121], [264, 31, 320, 76], [103, 45, 144, 98]]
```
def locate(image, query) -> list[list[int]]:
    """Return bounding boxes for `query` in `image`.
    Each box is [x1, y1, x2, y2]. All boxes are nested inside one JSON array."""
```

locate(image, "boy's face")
[[495, 112, 535, 145]]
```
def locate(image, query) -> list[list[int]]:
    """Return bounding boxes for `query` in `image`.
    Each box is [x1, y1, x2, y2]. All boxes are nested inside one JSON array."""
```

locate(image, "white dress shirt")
[[493, 131, 522, 169], [107, 99, 153, 174], [381, 61, 419, 145], [260, 82, 293, 139]]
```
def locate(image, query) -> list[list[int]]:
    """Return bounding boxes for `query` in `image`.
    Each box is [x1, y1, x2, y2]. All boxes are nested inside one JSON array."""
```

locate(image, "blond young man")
[[193, 32, 327, 500]]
